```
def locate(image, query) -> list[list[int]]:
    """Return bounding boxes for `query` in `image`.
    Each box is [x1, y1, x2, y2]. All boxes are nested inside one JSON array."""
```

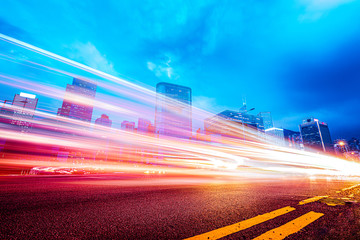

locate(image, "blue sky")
[[0, 0, 360, 139]]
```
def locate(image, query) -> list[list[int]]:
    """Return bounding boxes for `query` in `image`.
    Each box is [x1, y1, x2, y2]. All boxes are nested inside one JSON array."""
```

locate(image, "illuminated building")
[[155, 82, 192, 138], [334, 139, 349, 155], [95, 114, 112, 128], [258, 112, 273, 130], [265, 127, 285, 146], [348, 138, 360, 151], [204, 110, 264, 139], [138, 118, 153, 133], [283, 129, 302, 149], [0, 92, 38, 131], [299, 118, 333, 153], [57, 78, 97, 122]]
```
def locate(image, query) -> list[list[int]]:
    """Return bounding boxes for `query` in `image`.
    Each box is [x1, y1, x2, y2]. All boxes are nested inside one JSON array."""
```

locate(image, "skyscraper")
[[299, 118, 333, 153], [0, 92, 39, 131], [258, 112, 273, 130], [155, 82, 192, 138], [11, 93, 38, 130], [138, 118, 151, 133], [283, 129, 302, 149], [57, 78, 97, 122], [204, 110, 264, 139], [265, 127, 285, 146]]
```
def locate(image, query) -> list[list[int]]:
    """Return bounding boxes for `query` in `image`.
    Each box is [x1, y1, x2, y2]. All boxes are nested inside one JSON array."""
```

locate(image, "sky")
[[0, 0, 360, 139]]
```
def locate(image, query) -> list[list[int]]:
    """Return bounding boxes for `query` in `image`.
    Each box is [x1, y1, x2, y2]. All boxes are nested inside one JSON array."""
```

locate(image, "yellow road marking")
[[252, 211, 324, 240], [341, 184, 360, 192], [298, 196, 328, 205], [184, 206, 295, 240]]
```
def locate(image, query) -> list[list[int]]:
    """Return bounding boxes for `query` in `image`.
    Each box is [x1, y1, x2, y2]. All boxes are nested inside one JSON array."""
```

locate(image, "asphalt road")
[[1, 175, 360, 239]]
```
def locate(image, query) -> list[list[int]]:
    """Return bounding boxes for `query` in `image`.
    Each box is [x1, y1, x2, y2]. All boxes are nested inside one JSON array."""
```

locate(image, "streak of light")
[[0, 33, 360, 180]]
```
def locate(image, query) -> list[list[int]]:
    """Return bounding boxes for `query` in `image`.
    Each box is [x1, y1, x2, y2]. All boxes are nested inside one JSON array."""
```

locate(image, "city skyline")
[[0, 1, 359, 139], [2, 3, 360, 239]]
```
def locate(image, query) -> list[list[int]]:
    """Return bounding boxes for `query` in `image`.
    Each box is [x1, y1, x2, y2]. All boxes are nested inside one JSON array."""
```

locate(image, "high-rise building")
[[95, 114, 112, 128], [265, 127, 285, 146], [138, 118, 151, 132], [258, 112, 273, 130], [57, 78, 97, 122], [299, 118, 333, 153], [155, 82, 192, 138], [204, 110, 264, 138], [283, 129, 303, 149], [0, 92, 38, 131]]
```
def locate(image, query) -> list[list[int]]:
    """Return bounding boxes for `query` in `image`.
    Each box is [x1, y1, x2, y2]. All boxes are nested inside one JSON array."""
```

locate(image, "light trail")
[[0, 33, 360, 179]]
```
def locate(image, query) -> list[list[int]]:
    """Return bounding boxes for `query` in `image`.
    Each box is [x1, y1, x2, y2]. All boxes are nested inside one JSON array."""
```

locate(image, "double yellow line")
[[185, 196, 325, 240]]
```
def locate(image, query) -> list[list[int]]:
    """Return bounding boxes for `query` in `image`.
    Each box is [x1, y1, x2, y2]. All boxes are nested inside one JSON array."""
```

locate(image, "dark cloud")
[[280, 35, 360, 139], [283, 35, 360, 109]]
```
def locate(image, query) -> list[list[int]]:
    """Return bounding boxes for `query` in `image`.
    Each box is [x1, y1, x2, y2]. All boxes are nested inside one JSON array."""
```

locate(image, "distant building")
[[299, 118, 333, 153], [204, 110, 264, 139], [95, 114, 112, 128], [138, 118, 154, 133], [258, 112, 273, 130], [0, 92, 38, 131], [155, 82, 192, 138], [57, 78, 97, 122], [334, 139, 349, 155], [265, 127, 285, 146], [283, 129, 302, 149], [348, 138, 360, 151], [121, 121, 135, 131]]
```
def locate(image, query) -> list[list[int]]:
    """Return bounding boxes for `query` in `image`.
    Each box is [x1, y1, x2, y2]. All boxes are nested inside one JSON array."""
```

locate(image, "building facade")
[[95, 114, 112, 128], [204, 110, 264, 140], [283, 129, 303, 149], [299, 118, 333, 153], [258, 112, 273, 130], [155, 82, 192, 138], [0, 92, 38, 132], [265, 127, 285, 146], [57, 78, 97, 122]]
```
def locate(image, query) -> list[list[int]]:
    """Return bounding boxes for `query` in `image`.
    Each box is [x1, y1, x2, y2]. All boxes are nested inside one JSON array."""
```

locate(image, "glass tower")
[[57, 78, 97, 122], [299, 118, 333, 153], [155, 82, 192, 138]]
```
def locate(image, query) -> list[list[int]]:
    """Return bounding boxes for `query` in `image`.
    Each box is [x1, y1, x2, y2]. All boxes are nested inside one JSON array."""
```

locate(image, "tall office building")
[[95, 114, 112, 128], [11, 92, 38, 129], [204, 110, 264, 138], [155, 82, 192, 138], [299, 118, 333, 153], [283, 129, 302, 149], [258, 112, 273, 130], [0, 92, 38, 131], [138, 118, 151, 132], [57, 78, 97, 122], [265, 127, 285, 146]]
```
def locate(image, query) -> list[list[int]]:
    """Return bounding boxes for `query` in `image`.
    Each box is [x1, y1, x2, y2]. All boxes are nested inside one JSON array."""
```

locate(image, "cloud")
[[146, 54, 178, 79], [298, 0, 355, 21], [192, 95, 229, 114], [68, 42, 117, 75], [300, 0, 354, 10]]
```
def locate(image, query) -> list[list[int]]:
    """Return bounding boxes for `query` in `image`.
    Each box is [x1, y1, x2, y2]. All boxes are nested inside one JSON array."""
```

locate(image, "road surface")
[[1, 175, 360, 239]]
